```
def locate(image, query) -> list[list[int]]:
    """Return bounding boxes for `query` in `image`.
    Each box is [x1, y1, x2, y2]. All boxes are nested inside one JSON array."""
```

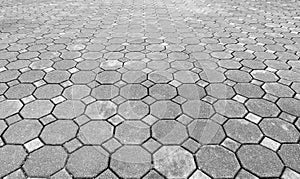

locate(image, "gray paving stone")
[[118, 101, 148, 120], [18, 70, 45, 83], [178, 84, 206, 100], [278, 144, 300, 173], [115, 121, 150, 144], [41, 120, 78, 144], [110, 146, 151, 178], [0, 70, 20, 82], [70, 71, 95, 84], [96, 71, 121, 84], [183, 100, 214, 118], [122, 71, 147, 84], [246, 99, 280, 117], [21, 100, 53, 118], [200, 69, 226, 83], [260, 118, 300, 143], [188, 119, 226, 144], [214, 100, 247, 118], [224, 119, 263, 143], [53, 100, 85, 119], [234, 83, 264, 98], [0, 145, 27, 178], [277, 98, 300, 117], [62, 85, 90, 99], [238, 145, 284, 177], [196, 145, 240, 178], [206, 83, 235, 99], [120, 84, 147, 99], [78, 121, 113, 144], [23, 146, 67, 177], [85, 101, 117, 120], [44, 70, 70, 83], [225, 70, 252, 82], [92, 85, 119, 100], [149, 84, 177, 100], [152, 120, 188, 144], [3, 119, 42, 144], [0, 100, 23, 118], [154, 146, 196, 178], [148, 71, 173, 83], [151, 101, 182, 119], [34, 84, 63, 99], [67, 146, 109, 178]]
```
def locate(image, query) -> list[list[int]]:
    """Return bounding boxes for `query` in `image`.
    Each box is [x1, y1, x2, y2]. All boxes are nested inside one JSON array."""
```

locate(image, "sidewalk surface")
[[0, 0, 300, 178]]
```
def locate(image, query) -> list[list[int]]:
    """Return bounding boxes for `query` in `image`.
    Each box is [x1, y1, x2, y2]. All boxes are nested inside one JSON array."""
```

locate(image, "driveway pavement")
[[0, 0, 300, 178]]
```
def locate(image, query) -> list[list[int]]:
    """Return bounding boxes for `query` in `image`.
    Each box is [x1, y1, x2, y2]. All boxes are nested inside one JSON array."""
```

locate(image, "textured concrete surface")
[[0, 0, 300, 178]]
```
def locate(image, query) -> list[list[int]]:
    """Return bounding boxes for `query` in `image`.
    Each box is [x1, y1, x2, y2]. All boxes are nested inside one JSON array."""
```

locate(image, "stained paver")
[[1, 0, 300, 178]]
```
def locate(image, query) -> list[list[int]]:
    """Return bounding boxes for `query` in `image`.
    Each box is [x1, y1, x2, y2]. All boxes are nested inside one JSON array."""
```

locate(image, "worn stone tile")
[[154, 146, 196, 178], [67, 146, 109, 178], [196, 145, 240, 178], [238, 145, 284, 177]]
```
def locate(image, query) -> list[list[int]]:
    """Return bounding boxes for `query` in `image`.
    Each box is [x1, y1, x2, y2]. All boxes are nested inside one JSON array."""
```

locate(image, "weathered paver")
[[1, 0, 300, 178]]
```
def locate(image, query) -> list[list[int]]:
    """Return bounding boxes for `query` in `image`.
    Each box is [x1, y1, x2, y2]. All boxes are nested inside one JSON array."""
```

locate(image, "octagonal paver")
[[23, 146, 67, 177], [278, 144, 300, 173], [85, 101, 117, 120], [96, 71, 121, 84], [0, 145, 27, 178], [151, 101, 182, 119], [188, 119, 226, 144], [178, 84, 206, 100], [246, 99, 280, 117], [224, 119, 263, 143], [118, 101, 148, 120], [234, 83, 264, 98], [0, 100, 23, 118], [5, 83, 35, 99], [115, 121, 150, 144], [67, 146, 109, 178], [154, 146, 196, 178], [3, 120, 42, 144], [152, 120, 188, 144], [150, 84, 177, 100], [182, 100, 214, 118], [78, 121, 113, 145], [238, 145, 284, 177], [34, 84, 63, 99], [206, 83, 235, 99], [53, 100, 85, 119], [277, 98, 300, 117], [92, 85, 119, 100], [214, 100, 247, 118], [40, 120, 78, 144], [21, 100, 54, 118], [120, 84, 147, 99], [196, 145, 240, 178], [110, 146, 151, 178]]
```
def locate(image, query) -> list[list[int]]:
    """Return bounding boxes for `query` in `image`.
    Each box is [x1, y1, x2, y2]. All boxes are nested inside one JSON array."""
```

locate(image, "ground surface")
[[0, 0, 300, 178]]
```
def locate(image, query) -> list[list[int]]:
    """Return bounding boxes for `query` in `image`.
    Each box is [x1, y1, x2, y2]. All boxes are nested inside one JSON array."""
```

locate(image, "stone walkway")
[[0, 0, 300, 178]]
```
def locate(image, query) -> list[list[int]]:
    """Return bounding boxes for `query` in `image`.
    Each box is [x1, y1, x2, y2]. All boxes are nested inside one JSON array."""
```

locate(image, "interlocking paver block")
[[23, 146, 67, 177], [0, 100, 23, 118], [238, 145, 284, 177], [78, 121, 113, 144], [67, 146, 109, 178], [110, 146, 151, 178], [154, 146, 196, 178], [3, 120, 42, 144], [196, 145, 240, 178], [0, 145, 27, 178], [41, 120, 78, 144], [21, 100, 53, 118]]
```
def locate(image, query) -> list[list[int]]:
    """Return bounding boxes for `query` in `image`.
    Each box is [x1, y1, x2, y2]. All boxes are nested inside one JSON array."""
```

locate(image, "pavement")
[[0, 0, 300, 178]]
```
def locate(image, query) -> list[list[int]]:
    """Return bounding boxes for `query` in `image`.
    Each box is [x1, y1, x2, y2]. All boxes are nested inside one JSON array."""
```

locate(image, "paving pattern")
[[0, 0, 300, 178]]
